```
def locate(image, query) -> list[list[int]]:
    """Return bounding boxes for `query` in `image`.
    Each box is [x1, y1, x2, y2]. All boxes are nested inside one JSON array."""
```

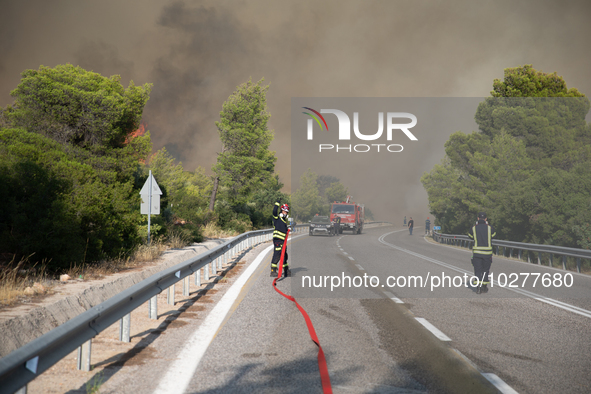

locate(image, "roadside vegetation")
[[422, 65, 591, 249], [0, 66, 288, 305]]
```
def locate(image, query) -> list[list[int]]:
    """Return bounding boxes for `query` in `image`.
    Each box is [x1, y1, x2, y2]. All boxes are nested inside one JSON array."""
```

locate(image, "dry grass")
[[0, 256, 50, 307], [1, 227, 221, 308], [202, 222, 238, 238], [167, 230, 193, 249]]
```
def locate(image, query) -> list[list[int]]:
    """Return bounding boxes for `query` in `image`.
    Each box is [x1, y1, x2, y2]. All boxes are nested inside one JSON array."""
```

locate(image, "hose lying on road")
[[272, 229, 333, 393]]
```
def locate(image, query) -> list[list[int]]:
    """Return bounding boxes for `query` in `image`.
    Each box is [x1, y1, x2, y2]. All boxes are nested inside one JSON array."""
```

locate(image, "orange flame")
[[125, 123, 147, 145]]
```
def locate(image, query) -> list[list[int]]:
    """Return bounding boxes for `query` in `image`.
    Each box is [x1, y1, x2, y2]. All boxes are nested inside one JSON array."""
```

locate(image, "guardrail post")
[[204, 262, 209, 281], [167, 284, 175, 305], [15, 385, 27, 394], [211, 259, 216, 275], [195, 268, 201, 287], [183, 276, 190, 296], [576, 258, 581, 273], [218, 255, 222, 270], [562, 255, 566, 270], [77, 339, 92, 371], [119, 313, 131, 342], [149, 296, 158, 320], [550, 254, 553, 268], [537, 252, 541, 265]]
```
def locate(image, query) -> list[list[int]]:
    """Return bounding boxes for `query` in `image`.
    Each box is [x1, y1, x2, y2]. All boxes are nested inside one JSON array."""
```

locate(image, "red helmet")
[[281, 203, 290, 212]]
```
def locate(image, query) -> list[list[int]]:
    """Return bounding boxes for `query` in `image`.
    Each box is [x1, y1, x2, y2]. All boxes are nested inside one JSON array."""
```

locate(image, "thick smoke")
[[1, 0, 590, 208]]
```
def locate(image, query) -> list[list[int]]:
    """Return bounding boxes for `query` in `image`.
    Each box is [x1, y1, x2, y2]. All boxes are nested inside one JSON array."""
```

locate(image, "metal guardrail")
[[0, 221, 392, 392], [432, 231, 591, 272], [0, 224, 309, 394]]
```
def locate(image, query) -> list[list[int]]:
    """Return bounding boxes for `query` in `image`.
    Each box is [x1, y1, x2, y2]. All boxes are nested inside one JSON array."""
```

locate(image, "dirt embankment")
[[0, 239, 227, 358]]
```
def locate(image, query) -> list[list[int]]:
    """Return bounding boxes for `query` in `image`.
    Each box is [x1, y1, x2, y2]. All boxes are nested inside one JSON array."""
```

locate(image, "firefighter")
[[467, 212, 496, 294], [271, 200, 291, 277], [334, 216, 341, 235]]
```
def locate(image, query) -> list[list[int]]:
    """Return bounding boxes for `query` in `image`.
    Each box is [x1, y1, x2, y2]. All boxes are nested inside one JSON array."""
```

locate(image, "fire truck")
[[330, 196, 364, 234]]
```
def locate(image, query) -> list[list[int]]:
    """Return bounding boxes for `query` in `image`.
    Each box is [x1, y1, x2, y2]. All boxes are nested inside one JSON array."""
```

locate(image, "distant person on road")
[[271, 200, 291, 277], [404, 216, 407, 226], [425, 217, 431, 235], [467, 212, 496, 294], [333, 216, 341, 235], [408, 217, 414, 235]]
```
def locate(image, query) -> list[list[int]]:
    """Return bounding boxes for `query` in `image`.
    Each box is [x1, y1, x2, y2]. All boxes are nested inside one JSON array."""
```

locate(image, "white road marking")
[[415, 317, 452, 341], [382, 291, 404, 304], [348, 256, 355, 261], [482, 373, 519, 394], [379, 232, 591, 320], [153, 244, 273, 394], [355, 263, 363, 270]]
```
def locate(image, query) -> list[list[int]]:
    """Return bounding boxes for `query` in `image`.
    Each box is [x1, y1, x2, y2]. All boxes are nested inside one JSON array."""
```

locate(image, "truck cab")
[[330, 198, 364, 234]]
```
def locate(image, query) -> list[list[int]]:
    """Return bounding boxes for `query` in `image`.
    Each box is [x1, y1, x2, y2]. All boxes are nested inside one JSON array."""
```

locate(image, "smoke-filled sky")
[[1, 0, 590, 217]]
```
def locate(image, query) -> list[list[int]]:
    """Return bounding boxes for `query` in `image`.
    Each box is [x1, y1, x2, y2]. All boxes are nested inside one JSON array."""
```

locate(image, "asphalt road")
[[149, 225, 591, 394]]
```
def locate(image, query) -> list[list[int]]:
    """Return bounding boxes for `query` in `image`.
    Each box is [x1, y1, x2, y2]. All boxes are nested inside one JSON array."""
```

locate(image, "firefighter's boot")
[[283, 267, 291, 278], [481, 284, 488, 293], [270, 268, 278, 277], [476, 284, 482, 294]]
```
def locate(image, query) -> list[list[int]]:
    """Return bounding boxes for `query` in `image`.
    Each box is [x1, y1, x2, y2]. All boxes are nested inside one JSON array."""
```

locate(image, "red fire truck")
[[330, 196, 364, 234]]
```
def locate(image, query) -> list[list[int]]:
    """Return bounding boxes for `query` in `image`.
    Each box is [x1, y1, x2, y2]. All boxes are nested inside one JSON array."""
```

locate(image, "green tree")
[[0, 128, 143, 269], [422, 65, 591, 247], [325, 181, 348, 204], [491, 64, 584, 98], [316, 175, 340, 199], [211, 79, 277, 207], [3, 64, 151, 149], [292, 169, 322, 222]]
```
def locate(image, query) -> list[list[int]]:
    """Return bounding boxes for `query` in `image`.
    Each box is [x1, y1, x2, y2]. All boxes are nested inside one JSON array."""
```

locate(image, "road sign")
[[140, 173, 162, 215], [433, 226, 441, 231], [140, 171, 162, 244]]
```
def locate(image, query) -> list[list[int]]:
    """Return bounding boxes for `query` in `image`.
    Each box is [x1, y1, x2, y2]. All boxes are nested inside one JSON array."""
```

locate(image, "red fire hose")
[[272, 229, 333, 393]]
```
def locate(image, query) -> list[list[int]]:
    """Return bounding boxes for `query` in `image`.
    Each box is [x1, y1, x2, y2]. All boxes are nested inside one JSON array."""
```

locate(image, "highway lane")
[[154, 227, 497, 394], [333, 226, 591, 394], [149, 225, 590, 393], [180, 231, 431, 393]]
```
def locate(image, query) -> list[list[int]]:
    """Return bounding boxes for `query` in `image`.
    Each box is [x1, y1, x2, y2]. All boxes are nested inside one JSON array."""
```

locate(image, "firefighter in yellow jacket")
[[468, 212, 496, 294], [271, 200, 291, 277]]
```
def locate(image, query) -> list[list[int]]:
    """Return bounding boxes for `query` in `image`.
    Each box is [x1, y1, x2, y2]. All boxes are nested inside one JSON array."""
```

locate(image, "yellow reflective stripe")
[[473, 225, 493, 254]]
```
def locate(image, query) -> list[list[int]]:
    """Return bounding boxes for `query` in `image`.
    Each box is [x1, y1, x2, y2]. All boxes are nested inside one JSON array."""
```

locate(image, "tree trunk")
[[209, 145, 226, 211], [209, 176, 219, 211]]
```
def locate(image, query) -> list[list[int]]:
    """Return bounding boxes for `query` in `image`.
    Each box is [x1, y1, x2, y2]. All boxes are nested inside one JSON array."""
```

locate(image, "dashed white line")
[[382, 291, 404, 304], [415, 317, 452, 341], [482, 373, 519, 394], [348, 256, 355, 261], [379, 231, 591, 320], [355, 263, 363, 270]]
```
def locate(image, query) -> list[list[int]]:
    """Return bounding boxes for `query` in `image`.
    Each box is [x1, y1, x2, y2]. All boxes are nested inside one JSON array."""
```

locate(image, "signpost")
[[433, 226, 441, 231], [140, 170, 162, 244]]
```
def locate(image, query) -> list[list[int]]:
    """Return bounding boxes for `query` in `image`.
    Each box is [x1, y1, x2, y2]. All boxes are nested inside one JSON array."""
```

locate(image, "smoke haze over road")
[[1, 0, 590, 214]]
